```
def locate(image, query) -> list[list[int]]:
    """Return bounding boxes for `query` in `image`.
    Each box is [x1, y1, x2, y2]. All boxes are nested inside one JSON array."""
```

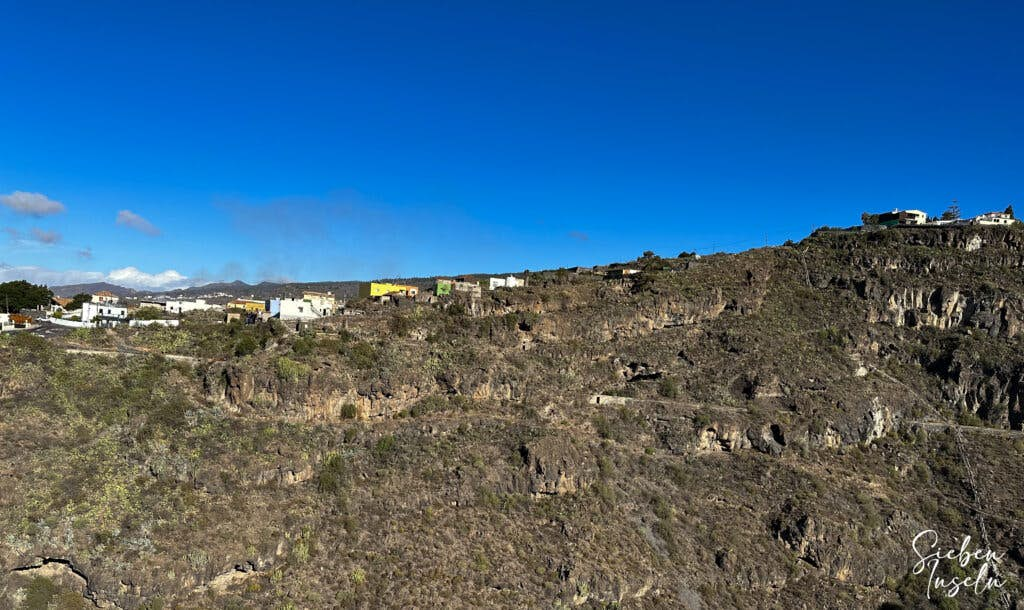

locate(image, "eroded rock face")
[[517, 438, 596, 497], [6, 558, 99, 608], [861, 399, 896, 444]]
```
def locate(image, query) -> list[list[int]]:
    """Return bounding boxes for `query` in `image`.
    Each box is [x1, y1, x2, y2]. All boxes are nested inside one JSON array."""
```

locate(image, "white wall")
[[165, 299, 220, 314], [46, 316, 94, 328], [303, 295, 335, 316], [489, 276, 522, 290], [278, 298, 321, 320], [82, 302, 128, 323], [130, 319, 181, 327]]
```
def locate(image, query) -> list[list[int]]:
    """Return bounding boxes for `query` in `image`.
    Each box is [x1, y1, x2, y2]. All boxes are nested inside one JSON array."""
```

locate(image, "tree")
[[67, 293, 91, 311], [1006, 204, 1015, 218], [0, 280, 52, 312], [861, 212, 879, 225], [941, 204, 961, 221]]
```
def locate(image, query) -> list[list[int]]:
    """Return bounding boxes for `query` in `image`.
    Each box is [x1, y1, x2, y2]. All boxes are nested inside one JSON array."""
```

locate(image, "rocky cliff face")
[[4, 225, 1024, 609]]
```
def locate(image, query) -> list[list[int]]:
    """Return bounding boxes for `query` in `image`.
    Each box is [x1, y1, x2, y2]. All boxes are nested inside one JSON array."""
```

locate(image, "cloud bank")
[[116, 210, 161, 236], [0, 264, 191, 291], [0, 191, 66, 216], [107, 266, 187, 289]]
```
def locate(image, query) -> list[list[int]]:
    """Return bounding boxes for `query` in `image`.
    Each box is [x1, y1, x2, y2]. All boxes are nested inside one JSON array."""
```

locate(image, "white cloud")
[[31, 227, 61, 244], [0, 264, 190, 290], [0, 191, 66, 216], [0, 264, 105, 287], [107, 266, 188, 289], [116, 210, 161, 236]]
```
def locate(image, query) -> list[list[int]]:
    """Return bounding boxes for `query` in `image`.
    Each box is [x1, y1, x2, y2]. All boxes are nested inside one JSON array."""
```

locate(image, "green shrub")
[[692, 411, 712, 429], [234, 334, 259, 357], [374, 435, 397, 460], [592, 414, 616, 440], [291, 335, 316, 356], [317, 453, 348, 496], [23, 576, 58, 610], [389, 315, 412, 337], [132, 306, 166, 320], [346, 341, 376, 369], [276, 356, 311, 382], [340, 403, 359, 419], [657, 377, 680, 399]]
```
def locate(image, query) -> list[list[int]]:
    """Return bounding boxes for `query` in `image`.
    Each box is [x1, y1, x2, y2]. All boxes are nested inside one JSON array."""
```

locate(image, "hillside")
[[49, 282, 142, 299], [3, 224, 1024, 609]]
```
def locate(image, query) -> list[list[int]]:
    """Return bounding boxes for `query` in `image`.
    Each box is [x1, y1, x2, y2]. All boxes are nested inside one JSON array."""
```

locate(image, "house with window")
[[302, 291, 337, 316], [226, 299, 267, 313], [82, 302, 128, 323], [91, 290, 120, 304], [436, 278, 482, 298], [358, 282, 419, 299], [0, 313, 13, 332], [972, 212, 1019, 226], [876, 209, 927, 226], [267, 298, 322, 321], [435, 279, 453, 296]]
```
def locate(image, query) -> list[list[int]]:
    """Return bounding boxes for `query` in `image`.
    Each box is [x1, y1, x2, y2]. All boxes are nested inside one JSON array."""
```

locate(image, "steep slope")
[[2, 224, 1024, 609]]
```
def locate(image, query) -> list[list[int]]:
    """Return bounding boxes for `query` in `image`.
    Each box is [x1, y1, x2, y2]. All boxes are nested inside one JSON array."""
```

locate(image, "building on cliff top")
[[358, 282, 419, 299], [972, 212, 1019, 226], [877, 209, 927, 226]]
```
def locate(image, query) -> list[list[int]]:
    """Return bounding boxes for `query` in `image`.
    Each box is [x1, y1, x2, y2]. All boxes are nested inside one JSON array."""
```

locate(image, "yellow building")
[[227, 298, 267, 312], [358, 282, 419, 298]]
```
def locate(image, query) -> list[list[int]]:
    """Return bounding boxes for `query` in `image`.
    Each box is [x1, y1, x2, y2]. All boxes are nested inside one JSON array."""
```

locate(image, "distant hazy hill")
[[50, 275, 505, 301], [51, 280, 368, 301], [49, 282, 142, 298]]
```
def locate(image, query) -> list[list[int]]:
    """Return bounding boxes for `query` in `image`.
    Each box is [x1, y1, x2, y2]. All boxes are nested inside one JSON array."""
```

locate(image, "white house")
[[973, 212, 1018, 226], [0, 313, 12, 332], [301, 292, 336, 316], [165, 299, 221, 315], [82, 302, 128, 323], [272, 298, 322, 321], [91, 290, 120, 304], [488, 275, 524, 290]]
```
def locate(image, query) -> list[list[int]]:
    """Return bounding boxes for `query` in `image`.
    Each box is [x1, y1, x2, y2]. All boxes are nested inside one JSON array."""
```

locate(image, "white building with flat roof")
[[82, 302, 128, 323], [271, 298, 322, 321], [165, 299, 221, 315], [488, 275, 524, 290]]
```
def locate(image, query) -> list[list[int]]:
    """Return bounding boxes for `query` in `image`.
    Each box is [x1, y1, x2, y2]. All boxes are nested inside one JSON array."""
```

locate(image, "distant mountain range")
[[48, 282, 144, 298], [49, 278, 445, 301]]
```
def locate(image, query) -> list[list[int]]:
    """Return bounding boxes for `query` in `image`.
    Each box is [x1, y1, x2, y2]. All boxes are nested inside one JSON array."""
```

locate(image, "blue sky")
[[1, 1, 1022, 289]]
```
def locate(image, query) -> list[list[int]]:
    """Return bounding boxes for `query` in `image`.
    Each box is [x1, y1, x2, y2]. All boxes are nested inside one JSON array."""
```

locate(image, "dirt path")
[[63, 347, 202, 365]]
